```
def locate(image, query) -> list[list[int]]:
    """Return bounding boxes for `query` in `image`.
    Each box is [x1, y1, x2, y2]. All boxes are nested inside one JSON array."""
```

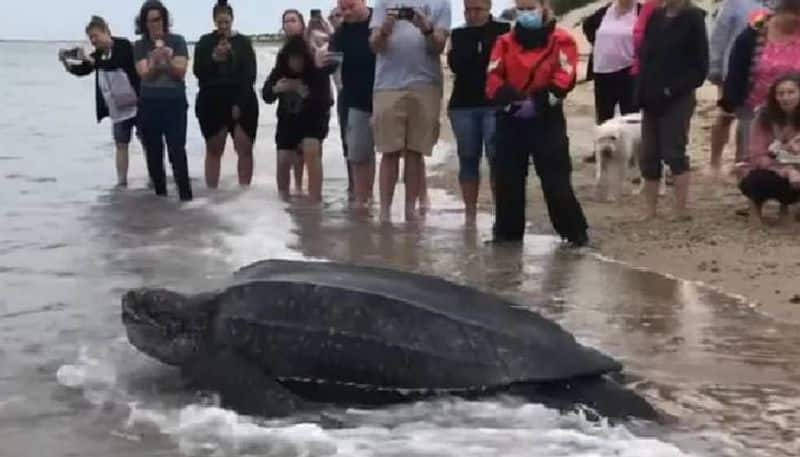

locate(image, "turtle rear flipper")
[[505, 376, 662, 423], [181, 350, 309, 417]]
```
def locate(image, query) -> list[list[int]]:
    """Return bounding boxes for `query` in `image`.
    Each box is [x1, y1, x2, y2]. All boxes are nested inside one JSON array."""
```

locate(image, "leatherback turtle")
[[121, 259, 658, 420]]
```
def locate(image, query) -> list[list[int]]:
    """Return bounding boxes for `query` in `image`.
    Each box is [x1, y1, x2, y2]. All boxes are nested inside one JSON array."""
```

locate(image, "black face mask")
[[513, 20, 554, 50]]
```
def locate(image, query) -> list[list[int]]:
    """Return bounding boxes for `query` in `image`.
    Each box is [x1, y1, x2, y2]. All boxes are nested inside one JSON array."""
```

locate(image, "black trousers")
[[492, 107, 588, 243], [139, 97, 193, 201], [593, 67, 637, 124], [739, 168, 800, 206]]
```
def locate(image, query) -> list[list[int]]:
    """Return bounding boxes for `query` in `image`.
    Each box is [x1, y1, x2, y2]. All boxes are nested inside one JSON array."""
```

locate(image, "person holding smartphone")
[[60, 16, 141, 188], [194, 0, 259, 189], [133, 0, 193, 201], [331, 0, 377, 208], [369, 0, 451, 223]]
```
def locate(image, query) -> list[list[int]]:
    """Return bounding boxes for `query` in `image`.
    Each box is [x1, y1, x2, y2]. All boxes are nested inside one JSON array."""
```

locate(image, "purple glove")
[[511, 99, 536, 119]]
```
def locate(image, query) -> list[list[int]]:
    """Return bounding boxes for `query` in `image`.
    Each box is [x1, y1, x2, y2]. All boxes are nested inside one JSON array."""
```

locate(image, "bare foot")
[[419, 195, 430, 215], [379, 207, 391, 224], [464, 211, 477, 228], [670, 213, 693, 222], [637, 212, 657, 223], [704, 163, 722, 179]]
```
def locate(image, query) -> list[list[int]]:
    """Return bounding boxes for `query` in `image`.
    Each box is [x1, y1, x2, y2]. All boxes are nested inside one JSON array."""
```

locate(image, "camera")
[[58, 46, 85, 64], [389, 6, 416, 21]]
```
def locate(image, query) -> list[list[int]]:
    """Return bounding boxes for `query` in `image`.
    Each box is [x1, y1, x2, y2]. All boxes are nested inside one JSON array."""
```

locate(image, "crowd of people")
[[59, 0, 800, 250]]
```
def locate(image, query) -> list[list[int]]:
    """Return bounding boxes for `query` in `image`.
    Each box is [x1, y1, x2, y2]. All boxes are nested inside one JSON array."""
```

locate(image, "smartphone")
[[310, 9, 322, 20], [326, 51, 344, 65], [396, 7, 415, 20]]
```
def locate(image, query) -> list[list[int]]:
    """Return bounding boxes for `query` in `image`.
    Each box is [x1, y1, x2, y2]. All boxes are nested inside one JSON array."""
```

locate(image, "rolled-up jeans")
[[448, 107, 497, 182], [138, 97, 193, 201]]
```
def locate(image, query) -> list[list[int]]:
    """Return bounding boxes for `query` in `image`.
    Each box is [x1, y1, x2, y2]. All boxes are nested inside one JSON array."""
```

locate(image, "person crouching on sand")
[[738, 73, 800, 226]]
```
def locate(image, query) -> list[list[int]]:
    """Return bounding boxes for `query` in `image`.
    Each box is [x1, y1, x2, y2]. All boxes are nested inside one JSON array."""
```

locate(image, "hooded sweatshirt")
[[708, 0, 771, 85]]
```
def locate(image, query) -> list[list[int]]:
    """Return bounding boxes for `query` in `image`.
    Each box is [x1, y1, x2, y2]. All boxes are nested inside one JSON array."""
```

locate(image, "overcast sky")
[[0, 0, 515, 41]]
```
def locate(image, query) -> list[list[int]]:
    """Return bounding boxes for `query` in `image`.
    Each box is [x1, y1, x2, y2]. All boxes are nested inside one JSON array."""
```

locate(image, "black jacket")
[[193, 32, 258, 107], [581, 2, 642, 81], [719, 22, 761, 113], [67, 37, 140, 123], [447, 17, 511, 109], [261, 58, 333, 119], [636, 5, 709, 110]]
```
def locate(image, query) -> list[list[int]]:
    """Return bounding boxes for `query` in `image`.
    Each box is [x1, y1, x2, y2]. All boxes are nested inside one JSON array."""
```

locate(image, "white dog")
[[593, 112, 645, 202]]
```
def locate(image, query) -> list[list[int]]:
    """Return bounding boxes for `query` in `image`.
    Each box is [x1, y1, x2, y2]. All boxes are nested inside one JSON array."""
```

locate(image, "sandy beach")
[[433, 13, 800, 326]]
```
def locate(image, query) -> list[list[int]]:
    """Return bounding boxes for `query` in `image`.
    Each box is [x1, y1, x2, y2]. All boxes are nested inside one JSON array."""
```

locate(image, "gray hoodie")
[[708, 0, 771, 85]]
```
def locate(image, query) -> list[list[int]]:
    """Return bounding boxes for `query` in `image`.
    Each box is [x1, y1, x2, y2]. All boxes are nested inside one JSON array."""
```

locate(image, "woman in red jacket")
[[486, 0, 589, 246]]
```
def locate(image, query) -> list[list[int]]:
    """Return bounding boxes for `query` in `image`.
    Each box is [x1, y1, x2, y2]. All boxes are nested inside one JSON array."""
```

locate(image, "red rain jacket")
[[485, 26, 578, 103]]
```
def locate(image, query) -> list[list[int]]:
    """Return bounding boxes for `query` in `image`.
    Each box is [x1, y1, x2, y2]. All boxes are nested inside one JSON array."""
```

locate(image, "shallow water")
[[1, 42, 799, 457]]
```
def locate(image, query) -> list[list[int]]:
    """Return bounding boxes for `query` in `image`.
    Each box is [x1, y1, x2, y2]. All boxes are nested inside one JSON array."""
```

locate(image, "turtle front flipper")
[[181, 349, 310, 417]]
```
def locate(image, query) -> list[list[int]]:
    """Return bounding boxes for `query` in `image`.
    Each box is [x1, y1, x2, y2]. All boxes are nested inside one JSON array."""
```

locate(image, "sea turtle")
[[121, 259, 658, 420]]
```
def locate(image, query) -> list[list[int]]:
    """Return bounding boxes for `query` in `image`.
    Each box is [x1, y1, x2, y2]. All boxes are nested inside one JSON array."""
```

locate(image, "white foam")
[[54, 341, 724, 456], [56, 346, 117, 391], [117, 397, 707, 457]]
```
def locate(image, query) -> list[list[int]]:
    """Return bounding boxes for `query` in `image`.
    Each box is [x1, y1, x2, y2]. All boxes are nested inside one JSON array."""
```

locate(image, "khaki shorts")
[[372, 85, 442, 156]]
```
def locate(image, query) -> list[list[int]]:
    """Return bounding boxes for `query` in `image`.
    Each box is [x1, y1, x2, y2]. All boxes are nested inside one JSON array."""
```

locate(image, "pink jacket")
[[739, 119, 800, 180], [632, 0, 662, 75]]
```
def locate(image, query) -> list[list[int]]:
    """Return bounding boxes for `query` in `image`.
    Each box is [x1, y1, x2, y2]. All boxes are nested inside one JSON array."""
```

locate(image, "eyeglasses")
[[465, 7, 489, 12], [147, 16, 163, 24]]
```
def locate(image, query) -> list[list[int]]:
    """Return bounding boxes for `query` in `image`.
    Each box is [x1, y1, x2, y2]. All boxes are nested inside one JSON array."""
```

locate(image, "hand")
[[754, 155, 773, 169], [232, 105, 240, 121], [380, 11, 397, 36], [274, 78, 292, 93], [785, 168, 800, 188], [511, 99, 536, 119], [412, 9, 433, 34], [296, 83, 310, 99], [212, 41, 231, 62], [149, 47, 170, 66]]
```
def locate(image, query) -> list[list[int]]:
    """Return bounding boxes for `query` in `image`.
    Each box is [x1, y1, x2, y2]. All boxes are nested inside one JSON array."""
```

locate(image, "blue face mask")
[[516, 10, 543, 30]]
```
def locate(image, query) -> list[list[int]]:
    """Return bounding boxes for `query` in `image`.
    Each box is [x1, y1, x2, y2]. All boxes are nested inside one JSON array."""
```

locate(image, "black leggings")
[[739, 169, 800, 206], [593, 67, 637, 124], [492, 107, 588, 243]]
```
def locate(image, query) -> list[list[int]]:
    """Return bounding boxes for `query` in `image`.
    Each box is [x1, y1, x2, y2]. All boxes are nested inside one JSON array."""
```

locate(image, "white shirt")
[[592, 3, 638, 74]]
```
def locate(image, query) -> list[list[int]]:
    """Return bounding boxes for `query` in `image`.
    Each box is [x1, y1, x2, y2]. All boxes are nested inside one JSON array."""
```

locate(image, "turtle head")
[[121, 288, 217, 366]]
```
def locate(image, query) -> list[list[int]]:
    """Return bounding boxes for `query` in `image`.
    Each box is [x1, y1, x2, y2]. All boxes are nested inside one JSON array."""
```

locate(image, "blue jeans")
[[139, 97, 193, 201], [448, 108, 496, 182]]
